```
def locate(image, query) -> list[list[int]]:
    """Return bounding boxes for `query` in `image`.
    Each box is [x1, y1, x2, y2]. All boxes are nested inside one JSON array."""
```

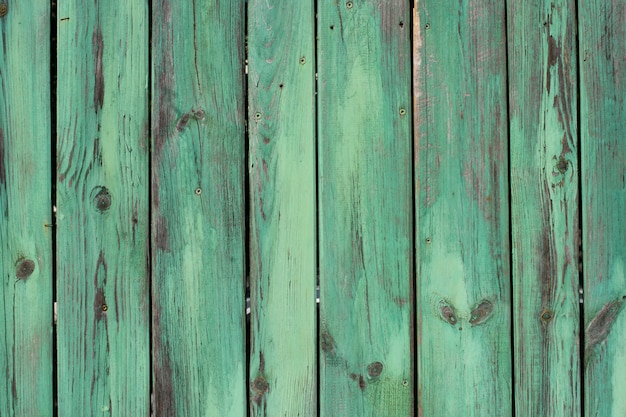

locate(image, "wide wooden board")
[[56, 0, 150, 414], [318, 0, 414, 415], [151, 1, 246, 415], [247, 0, 317, 415]]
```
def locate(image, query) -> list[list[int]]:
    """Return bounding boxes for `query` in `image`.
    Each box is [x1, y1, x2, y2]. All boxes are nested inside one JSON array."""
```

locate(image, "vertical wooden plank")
[[508, 1, 581, 415], [56, 0, 150, 414], [414, 1, 511, 415], [151, 1, 246, 415], [580, 1, 626, 416], [0, 1, 53, 415], [247, 0, 316, 415], [318, 1, 413, 415]]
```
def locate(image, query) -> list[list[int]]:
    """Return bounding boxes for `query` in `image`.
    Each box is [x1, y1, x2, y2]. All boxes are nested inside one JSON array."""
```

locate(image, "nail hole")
[[425, 23, 431, 30], [101, 304, 108, 312], [279, 83, 284, 89], [425, 237, 431, 244], [16, 259, 36, 280], [254, 112, 262, 120], [195, 188, 202, 195], [399, 21, 404, 28], [299, 57, 306, 65], [330, 25, 334, 30], [399, 108, 406, 116], [402, 380, 409, 386], [346, 1, 353, 8]]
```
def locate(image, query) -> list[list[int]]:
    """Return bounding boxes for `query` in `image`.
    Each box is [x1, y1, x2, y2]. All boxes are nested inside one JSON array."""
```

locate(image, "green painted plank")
[[56, 0, 150, 414], [151, 1, 246, 415], [579, 1, 626, 416], [414, 1, 511, 415], [508, 1, 581, 415], [247, 1, 316, 415], [0, 2, 53, 415], [318, 1, 413, 415]]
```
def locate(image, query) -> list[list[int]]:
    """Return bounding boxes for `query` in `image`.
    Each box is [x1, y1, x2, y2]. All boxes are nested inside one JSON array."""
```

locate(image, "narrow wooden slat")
[[56, 0, 150, 414], [151, 1, 246, 415], [0, 2, 53, 415], [580, 1, 626, 415], [507, 1, 581, 415], [247, 1, 316, 415], [318, 1, 413, 415], [414, 1, 511, 415]]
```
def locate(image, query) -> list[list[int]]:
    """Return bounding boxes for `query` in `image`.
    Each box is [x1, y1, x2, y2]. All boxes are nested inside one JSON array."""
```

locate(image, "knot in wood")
[[16, 259, 35, 280], [367, 361, 383, 378]]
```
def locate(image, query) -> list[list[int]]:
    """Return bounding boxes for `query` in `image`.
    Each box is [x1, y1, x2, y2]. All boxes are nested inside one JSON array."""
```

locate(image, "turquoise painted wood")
[[318, 1, 413, 415], [151, 1, 247, 415], [247, 1, 317, 415], [0, 1, 53, 415], [580, 1, 626, 416], [4, 1, 626, 415], [56, 0, 150, 414], [508, 1, 581, 415], [414, 1, 511, 415]]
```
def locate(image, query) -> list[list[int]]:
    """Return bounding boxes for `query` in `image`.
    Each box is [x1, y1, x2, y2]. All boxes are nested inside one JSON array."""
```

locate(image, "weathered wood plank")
[[151, 1, 246, 415], [507, 1, 581, 415], [414, 1, 511, 415], [247, 1, 317, 415], [579, 1, 626, 415], [0, 2, 53, 415], [56, 0, 150, 414], [318, 1, 413, 415]]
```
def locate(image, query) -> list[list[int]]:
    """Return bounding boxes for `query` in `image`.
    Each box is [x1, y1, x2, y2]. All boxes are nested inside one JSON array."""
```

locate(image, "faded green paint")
[[0, 1, 53, 415], [508, 1, 581, 415], [56, 0, 150, 414], [318, 0, 413, 415], [151, 1, 246, 415], [580, 1, 626, 416], [247, 1, 317, 415], [414, 1, 511, 415]]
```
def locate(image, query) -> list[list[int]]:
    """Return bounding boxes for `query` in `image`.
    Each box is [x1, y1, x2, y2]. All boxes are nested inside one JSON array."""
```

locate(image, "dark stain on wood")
[[321, 328, 335, 352], [154, 214, 170, 251], [152, 0, 175, 160], [585, 297, 626, 363], [93, 186, 112, 212], [152, 302, 177, 416], [349, 372, 367, 390], [0, 128, 5, 186], [15, 258, 36, 280], [93, 251, 108, 322], [92, 25, 105, 111]]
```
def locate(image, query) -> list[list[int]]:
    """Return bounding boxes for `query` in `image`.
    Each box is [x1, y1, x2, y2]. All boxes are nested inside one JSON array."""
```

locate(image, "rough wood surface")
[[247, 1, 317, 415], [0, 1, 53, 415], [414, 1, 511, 415], [580, 1, 626, 416], [318, 0, 414, 415], [151, 1, 246, 415], [508, 1, 581, 415], [56, 0, 150, 414]]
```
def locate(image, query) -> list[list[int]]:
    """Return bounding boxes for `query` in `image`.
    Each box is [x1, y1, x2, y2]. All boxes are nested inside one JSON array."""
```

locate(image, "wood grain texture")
[[0, 1, 53, 415], [414, 1, 511, 415], [508, 1, 581, 415], [318, 1, 413, 415], [247, 1, 316, 415], [151, 1, 246, 415], [56, 0, 150, 414], [579, 1, 626, 416]]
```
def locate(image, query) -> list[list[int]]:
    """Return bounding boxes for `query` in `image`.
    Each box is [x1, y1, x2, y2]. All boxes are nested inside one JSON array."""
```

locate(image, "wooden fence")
[[1, 0, 625, 415]]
